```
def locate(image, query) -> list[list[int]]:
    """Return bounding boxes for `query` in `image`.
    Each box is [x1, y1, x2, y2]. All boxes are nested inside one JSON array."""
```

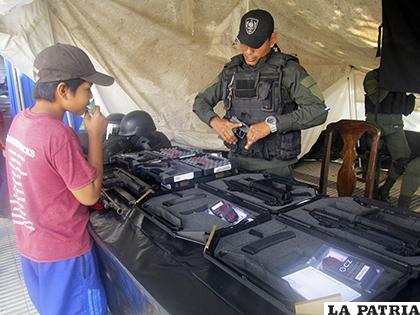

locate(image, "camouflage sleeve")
[[192, 72, 224, 126], [276, 61, 328, 133]]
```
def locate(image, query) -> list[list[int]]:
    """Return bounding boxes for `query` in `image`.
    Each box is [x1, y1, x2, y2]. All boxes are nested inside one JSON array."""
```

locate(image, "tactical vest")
[[222, 51, 301, 160], [364, 68, 415, 116], [365, 92, 415, 116]]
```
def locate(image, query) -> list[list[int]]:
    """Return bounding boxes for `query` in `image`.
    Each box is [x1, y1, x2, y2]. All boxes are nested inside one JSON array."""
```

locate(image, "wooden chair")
[[319, 119, 381, 198]]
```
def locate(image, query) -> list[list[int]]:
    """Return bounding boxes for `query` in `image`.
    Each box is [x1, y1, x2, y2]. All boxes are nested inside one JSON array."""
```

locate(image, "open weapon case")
[[99, 147, 420, 311], [140, 173, 318, 244], [100, 146, 236, 225], [110, 148, 234, 190], [203, 196, 420, 313]]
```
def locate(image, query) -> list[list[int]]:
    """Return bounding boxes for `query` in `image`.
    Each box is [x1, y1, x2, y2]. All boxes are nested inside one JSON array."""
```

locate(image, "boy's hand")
[[84, 106, 107, 139]]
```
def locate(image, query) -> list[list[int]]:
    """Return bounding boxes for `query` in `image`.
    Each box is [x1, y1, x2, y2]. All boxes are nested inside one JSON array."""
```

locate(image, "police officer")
[[193, 9, 327, 177], [398, 157, 420, 211], [363, 68, 415, 202]]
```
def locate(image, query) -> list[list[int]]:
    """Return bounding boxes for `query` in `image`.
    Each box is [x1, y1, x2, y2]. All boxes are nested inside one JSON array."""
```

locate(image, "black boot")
[[377, 178, 396, 203], [398, 195, 412, 210]]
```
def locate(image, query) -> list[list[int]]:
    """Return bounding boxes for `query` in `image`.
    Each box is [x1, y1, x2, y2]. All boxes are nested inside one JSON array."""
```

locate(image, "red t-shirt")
[[5, 109, 97, 262], [0, 111, 4, 150]]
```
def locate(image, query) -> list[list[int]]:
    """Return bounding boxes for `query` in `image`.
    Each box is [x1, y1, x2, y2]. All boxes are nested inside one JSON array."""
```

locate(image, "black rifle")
[[354, 196, 420, 220], [307, 208, 420, 257], [104, 168, 151, 197], [140, 159, 172, 169], [112, 151, 163, 171], [322, 205, 420, 245], [224, 179, 291, 206], [265, 177, 313, 198], [115, 169, 151, 195], [245, 176, 313, 198], [101, 188, 133, 218], [248, 179, 293, 203]]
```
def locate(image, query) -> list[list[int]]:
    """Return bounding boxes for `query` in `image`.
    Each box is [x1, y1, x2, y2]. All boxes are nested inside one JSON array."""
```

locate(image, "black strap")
[[376, 24, 383, 57], [374, 69, 380, 121], [241, 231, 296, 255]]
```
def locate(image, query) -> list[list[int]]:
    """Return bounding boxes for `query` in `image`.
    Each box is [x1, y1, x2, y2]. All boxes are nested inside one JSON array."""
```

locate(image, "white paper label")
[[214, 163, 232, 173], [355, 265, 370, 281], [211, 201, 224, 210], [173, 172, 194, 182]]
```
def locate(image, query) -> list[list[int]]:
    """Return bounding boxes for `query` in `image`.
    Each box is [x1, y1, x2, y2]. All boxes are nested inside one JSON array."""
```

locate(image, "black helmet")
[[119, 110, 156, 137], [105, 113, 125, 139], [103, 136, 134, 164], [107, 113, 124, 124]]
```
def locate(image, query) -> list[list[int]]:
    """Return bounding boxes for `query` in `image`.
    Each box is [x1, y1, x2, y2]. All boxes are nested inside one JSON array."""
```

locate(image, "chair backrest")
[[319, 119, 381, 198]]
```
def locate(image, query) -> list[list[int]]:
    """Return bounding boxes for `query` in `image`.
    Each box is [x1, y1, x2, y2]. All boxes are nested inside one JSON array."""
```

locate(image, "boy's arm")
[[71, 107, 107, 205]]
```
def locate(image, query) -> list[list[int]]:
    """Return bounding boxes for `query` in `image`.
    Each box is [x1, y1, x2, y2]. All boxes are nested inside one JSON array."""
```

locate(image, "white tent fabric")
[[0, 0, 417, 155], [301, 67, 364, 158]]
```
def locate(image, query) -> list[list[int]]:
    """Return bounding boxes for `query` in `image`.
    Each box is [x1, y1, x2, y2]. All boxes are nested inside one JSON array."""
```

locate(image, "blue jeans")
[[20, 249, 107, 315]]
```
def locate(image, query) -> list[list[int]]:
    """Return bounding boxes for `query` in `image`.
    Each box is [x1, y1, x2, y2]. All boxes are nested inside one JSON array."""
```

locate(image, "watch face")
[[266, 116, 276, 124]]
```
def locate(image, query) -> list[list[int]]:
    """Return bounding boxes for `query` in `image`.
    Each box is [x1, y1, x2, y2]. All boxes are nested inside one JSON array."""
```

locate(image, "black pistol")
[[230, 116, 250, 139]]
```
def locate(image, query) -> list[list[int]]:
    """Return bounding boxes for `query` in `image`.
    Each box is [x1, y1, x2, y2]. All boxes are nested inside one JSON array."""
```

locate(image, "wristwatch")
[[265, 116, 278, 133]]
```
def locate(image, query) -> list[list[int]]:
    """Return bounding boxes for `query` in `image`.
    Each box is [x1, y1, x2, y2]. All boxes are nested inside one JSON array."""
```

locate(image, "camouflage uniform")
[[398, 157, 420, 211], [363, 68, 415, 201], [193, 49, 327, 176]]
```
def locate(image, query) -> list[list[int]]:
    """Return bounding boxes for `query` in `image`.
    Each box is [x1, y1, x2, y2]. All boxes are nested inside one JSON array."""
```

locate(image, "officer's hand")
[[210, 117, 242, 144], [245, 121, 271, 150], [84, 106, 107, 139]]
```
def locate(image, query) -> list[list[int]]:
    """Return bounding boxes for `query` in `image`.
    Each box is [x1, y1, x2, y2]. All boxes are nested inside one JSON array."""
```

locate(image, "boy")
[[4, 43, 114, 314]]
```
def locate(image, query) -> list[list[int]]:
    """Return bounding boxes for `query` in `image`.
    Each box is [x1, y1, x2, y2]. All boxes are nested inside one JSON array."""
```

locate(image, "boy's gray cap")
[[34, 43, 114, 86], [237, 9, 274, 49]]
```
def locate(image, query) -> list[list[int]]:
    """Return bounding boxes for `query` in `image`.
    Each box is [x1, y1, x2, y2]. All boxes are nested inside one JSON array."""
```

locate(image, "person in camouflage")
[[193, 9, 327, 177], [363, 68, 415, 203]]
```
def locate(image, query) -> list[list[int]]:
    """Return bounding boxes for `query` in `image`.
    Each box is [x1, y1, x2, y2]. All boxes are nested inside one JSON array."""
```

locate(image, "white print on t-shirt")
[[11, 169, 22, 180], [6, 135, 35, 158], [7, 161, 27, 177], [11, 176, 22, 187], [6, 135, 35, 232], [9, 156, 22, 167]]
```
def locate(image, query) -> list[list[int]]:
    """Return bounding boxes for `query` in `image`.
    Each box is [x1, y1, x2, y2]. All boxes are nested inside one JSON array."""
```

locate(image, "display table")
[[89, 210, 420, 315]]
